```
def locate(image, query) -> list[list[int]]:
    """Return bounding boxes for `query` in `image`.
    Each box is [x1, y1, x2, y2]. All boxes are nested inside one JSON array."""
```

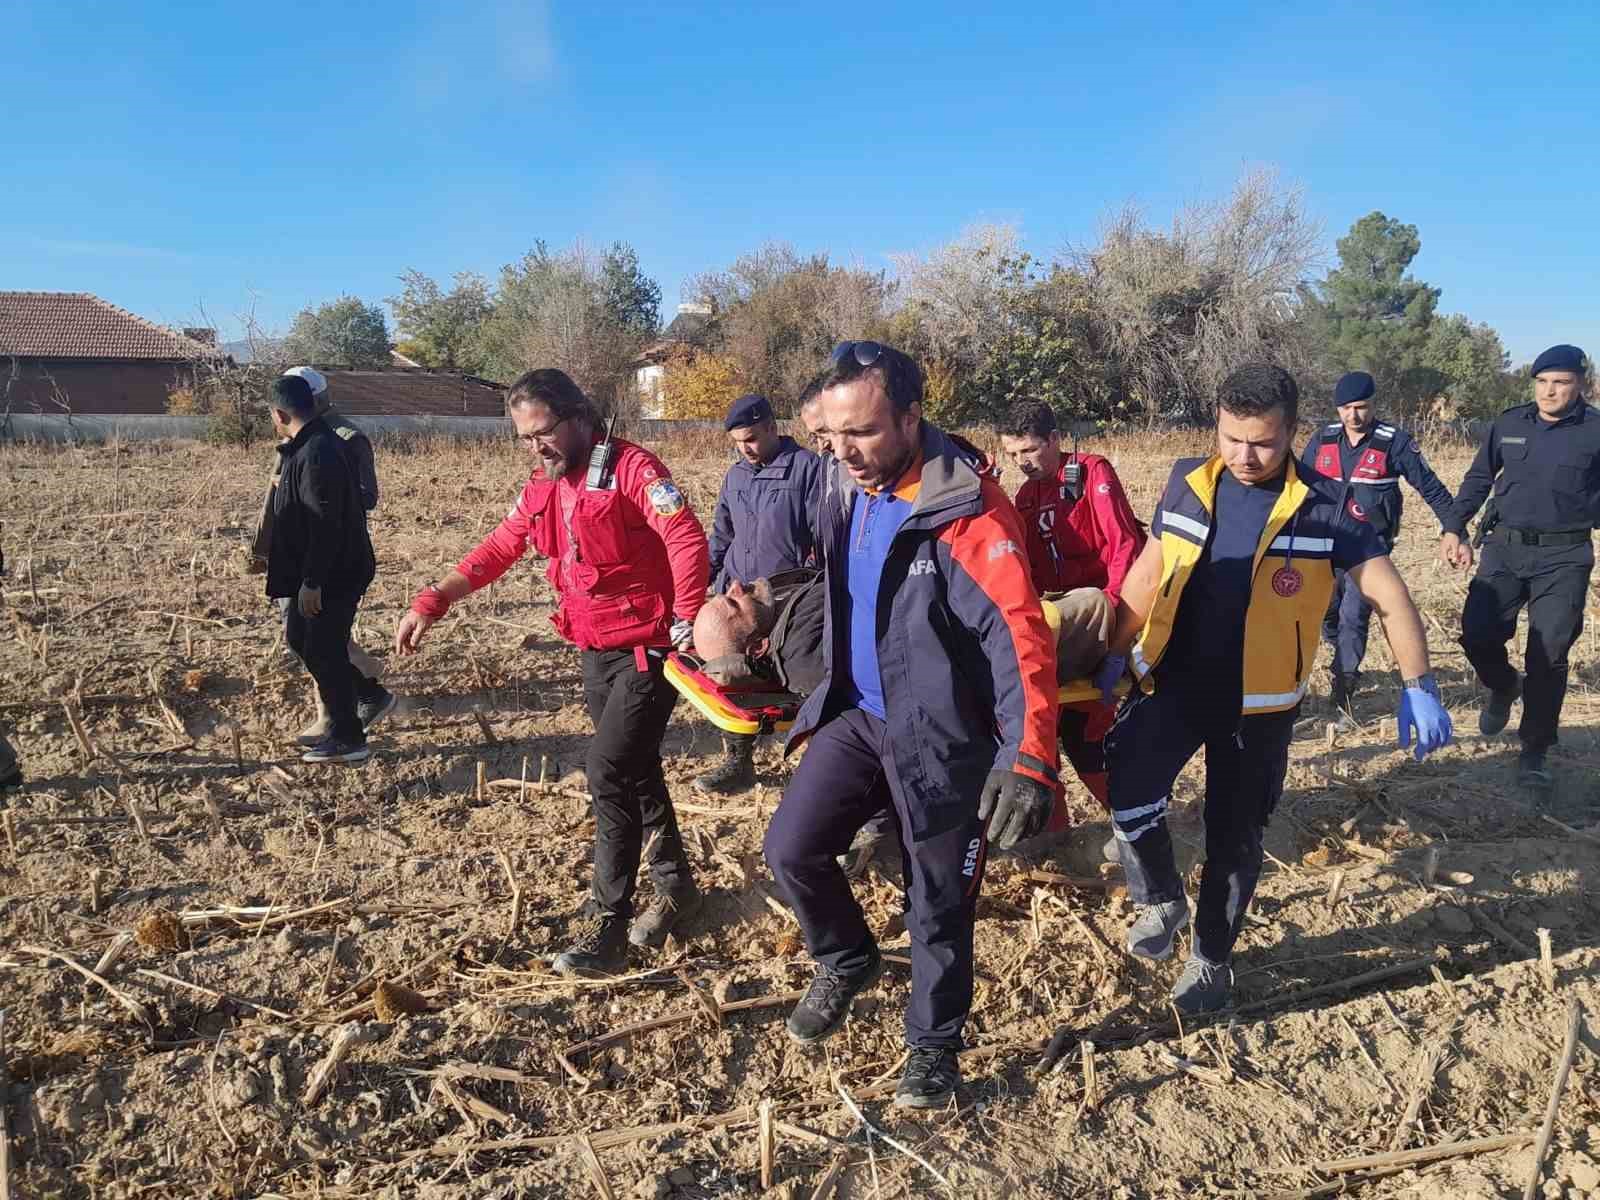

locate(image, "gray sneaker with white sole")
[[1125, 898, 1190, 960]]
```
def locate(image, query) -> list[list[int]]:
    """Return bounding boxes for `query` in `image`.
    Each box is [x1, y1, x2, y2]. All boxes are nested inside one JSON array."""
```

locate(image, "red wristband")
[[410, 586, 451, 621]]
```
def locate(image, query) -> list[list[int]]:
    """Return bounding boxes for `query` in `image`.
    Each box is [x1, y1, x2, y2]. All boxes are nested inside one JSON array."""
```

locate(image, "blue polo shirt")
[[841, 460, 922, 720]]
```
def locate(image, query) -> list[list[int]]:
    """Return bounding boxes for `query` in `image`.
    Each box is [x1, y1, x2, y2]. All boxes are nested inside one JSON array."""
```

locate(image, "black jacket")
[[266, 416, 376, 600]]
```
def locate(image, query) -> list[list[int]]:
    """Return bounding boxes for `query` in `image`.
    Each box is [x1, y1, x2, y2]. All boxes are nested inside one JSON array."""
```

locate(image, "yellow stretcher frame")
[[665, 653, 1117, 736]]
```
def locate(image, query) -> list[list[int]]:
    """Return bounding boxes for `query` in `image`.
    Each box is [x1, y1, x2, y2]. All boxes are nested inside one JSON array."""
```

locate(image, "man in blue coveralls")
[[695, 393, 823, 794]]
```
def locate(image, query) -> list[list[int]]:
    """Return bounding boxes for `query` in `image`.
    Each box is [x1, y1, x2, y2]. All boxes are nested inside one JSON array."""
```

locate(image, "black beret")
[[1530, 345, 1587, 376], [1334, 371, 1376, 407], [724, 393, 773, 431]]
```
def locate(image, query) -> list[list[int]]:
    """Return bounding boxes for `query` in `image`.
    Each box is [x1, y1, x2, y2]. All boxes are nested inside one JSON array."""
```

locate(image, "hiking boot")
[[300, 735, 371, 765], [786, 946, 883, 1045], [295, 700, 333, 746], [1125, 898, 1189, 961], [553, 914, 630, 977], [629, 887, 704, 949], [357, 686, 398, 732], [693, 735, 756, 794], [1479, 678, 1520, 736], [1516, 748, 1553, 791], [1171, 954, 1233, 1015], [894, 1046, 960, 1109]]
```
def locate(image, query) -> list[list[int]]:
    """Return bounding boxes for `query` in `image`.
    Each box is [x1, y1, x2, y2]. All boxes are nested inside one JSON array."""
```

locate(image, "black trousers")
[[581, 648, 691, 917], [278, 596, 383, 704], [1460, 539, 1593, 751], [1105, 685, 1295, 964], [764, 707, 987, 1048], [0, 727, 17, 776], [283, 589, 366, 742]]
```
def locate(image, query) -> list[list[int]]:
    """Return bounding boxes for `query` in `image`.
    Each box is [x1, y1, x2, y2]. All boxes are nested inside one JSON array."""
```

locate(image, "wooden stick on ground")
[[303, 1023, 365, 1105], [61, 699, 98, 765], [472, 710, 499, 746], [1233, 956, 1436, 1017], [496, 849, 523, 940], [0, 1009, 12, 1200], [574, 1131, 615, 1200], [1540, 813, 1600, 848], [759, 1097, 776, 1190], [133, 967, 296, 1022], [1260, 1131, 1535, 1178], [21, 945, 153, 1025], [808, 1149, 850, 1200], [1522, 999, 1586, 1200], [1390, 1032, 1449, 1151]]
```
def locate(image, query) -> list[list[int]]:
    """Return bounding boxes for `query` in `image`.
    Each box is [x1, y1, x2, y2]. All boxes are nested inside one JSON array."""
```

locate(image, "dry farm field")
[[1, 429, 1599, 1200]]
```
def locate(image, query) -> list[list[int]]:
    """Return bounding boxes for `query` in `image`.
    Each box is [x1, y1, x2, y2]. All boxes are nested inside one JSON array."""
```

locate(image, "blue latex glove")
[[1397, 674, 1453, 761], [1092, 654, 1126, 705]]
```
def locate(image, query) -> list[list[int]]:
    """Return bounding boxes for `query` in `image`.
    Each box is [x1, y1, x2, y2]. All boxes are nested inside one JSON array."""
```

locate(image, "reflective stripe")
[[1160, 510, 1209, 543], [1267, 535, 1334, 553], [1375, 426, 1396, 436], [1016, 751, 1059, 782], [1130, 642, 1151, 676], [1114, 795, 1168, 825], [1353, 476, 1398, 485], [1114, 814, 1166, 842], [1241, 681, 1309, 711]]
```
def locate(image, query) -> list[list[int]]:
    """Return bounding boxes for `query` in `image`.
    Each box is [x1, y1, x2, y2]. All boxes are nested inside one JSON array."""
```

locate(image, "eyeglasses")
[[514, 416, 568, 446], [829, 340, 885, 368]]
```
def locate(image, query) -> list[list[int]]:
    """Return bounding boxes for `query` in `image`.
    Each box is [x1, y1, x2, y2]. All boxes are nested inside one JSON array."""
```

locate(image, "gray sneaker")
[[1171, 954, 1233, 1015], [1125, 898, 1189, 960]]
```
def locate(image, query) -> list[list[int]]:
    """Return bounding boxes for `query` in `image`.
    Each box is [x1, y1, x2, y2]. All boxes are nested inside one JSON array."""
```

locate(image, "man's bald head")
[[693, 579, 779, 660]]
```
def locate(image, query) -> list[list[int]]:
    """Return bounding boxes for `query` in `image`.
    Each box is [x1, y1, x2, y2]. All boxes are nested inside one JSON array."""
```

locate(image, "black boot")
[[1329, 673, 1356, 731], [1516, 747, 1552, 792], [786, 944, 882, 1044], [629, 886, 704, 949], [1480, 676, 1521, 736], [693, 735, 756, 794], [894, 1046, 961, 1109], [553, 914, 630, 977]]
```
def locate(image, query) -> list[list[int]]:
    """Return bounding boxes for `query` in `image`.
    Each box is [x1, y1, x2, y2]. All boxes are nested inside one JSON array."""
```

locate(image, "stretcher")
[[665, 652, 1115, 737]]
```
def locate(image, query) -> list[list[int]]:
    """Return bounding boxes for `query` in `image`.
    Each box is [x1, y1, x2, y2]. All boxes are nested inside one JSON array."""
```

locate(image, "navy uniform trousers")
[[1460, 537, 1593, 752], [764, 707, 987, 1048], [1106, 685, 1296, 965]]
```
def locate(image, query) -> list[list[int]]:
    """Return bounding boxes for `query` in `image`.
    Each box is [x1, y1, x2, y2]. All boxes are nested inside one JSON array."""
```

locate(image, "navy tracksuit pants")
[[1460, 539, 1593, 752], [764, 707, 987, 1049], [1105, 685, 1295, 965]]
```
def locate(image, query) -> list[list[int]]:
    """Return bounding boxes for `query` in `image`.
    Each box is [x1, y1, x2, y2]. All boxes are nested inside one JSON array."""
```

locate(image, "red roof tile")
[[0, 291, 218, 360], [316, 367, 505, 418]]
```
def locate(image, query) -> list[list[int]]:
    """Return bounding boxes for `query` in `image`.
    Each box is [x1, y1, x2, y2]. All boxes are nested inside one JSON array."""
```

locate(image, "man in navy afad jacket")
[[696, 394, 823, 793], [763, 341, 1058, 1111], [1300, 371, 1455, 724]]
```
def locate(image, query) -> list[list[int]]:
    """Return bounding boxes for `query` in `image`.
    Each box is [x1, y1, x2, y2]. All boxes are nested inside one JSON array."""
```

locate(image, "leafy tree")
[[387, 269, 492, 370], [474, 240, 659, 410], [1423, 314, 1520, 420], [281, 296, 391, 366], [1300, 211, 1442, 415], [599, 243, 661, 338], [657, 346, 744, 419], [690, 243, 894, 409]]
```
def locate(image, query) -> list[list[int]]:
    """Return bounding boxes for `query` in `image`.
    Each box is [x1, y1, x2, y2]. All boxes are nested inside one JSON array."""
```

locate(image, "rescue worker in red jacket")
[[1001, 400, 1144, 826], [394, 369, 710, 975]]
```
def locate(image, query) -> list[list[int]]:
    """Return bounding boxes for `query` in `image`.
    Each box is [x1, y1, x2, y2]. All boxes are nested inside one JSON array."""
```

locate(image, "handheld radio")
[[1062, 428, 1083, 500], [586, 413, 618, 489]]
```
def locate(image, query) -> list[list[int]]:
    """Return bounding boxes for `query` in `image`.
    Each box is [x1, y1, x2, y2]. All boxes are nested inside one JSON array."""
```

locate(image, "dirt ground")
[[2, 429, 1598, 1200]]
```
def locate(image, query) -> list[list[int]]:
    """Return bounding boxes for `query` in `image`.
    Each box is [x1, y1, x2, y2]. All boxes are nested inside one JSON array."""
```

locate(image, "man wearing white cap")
[[251, 366, 395, 740]]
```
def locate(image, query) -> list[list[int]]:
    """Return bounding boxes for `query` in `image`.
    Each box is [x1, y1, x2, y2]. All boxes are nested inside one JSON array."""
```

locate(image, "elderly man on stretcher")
[[667, 569, 1124, 835]]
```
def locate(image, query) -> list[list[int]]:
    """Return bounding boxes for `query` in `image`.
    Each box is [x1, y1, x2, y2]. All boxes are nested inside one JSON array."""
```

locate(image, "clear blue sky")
[[5, 0, 1596, 367]]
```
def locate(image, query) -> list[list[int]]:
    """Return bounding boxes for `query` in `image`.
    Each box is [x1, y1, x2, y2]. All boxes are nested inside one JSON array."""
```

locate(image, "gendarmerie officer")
[[1301, 371, 1455, 725], [696, 393, 823, 793], [1441, 344, 1600, 789], [394, 369, 710, 972]]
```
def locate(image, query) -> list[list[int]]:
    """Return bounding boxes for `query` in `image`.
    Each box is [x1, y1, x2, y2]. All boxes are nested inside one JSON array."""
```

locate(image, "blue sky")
[[4, 0, 1596, 366]]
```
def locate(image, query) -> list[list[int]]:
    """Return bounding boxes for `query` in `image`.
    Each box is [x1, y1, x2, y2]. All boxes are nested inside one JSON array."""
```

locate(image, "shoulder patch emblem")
[[646, 479, 685, 517], [335, 426, 356, 441]]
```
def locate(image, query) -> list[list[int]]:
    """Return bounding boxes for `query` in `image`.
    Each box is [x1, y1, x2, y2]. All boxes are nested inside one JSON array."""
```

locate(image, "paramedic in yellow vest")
[[1102, 363, 1452, 1015]]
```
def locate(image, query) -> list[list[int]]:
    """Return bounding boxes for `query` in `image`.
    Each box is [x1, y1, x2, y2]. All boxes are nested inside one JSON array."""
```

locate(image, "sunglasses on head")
[[829, 340, 886, 368]]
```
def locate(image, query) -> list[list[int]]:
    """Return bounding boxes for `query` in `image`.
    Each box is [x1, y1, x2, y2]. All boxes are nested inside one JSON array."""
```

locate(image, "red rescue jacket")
[[456, 439, 709, 651], [1013, 453, 1144, 604]]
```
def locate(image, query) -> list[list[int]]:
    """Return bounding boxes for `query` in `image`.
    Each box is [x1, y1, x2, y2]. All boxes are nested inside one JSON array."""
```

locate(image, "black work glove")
[[977, 769, 1055, 849]]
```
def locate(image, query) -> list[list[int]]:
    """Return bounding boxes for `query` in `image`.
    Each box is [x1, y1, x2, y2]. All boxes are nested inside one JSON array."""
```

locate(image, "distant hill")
[[220, 337, 285, 363]]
